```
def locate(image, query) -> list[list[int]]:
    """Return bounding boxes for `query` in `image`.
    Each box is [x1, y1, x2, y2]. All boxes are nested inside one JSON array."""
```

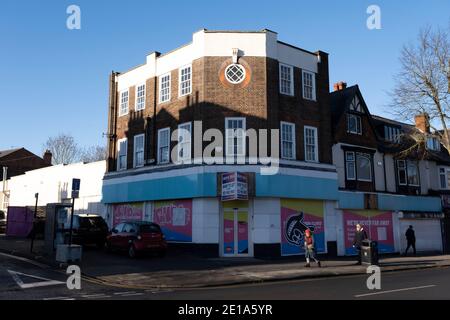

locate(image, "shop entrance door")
[[223, 202, 249, 256]]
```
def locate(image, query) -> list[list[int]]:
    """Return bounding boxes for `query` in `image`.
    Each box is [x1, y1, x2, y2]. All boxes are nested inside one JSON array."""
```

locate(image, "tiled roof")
[[0, 148, 21, 159]]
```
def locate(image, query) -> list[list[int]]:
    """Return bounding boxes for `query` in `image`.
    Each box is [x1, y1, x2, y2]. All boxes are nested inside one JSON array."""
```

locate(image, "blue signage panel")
[[72, 178, 81, 191], [72, 178, 81, 199]]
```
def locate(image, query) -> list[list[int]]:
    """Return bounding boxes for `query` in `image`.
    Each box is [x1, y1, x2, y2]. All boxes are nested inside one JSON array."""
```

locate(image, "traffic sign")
[[71, 178, 80, 199]]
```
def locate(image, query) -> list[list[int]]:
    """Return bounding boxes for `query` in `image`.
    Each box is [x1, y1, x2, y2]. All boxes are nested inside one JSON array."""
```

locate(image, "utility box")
[[44, 203, 72, 255], [56, 244, 82, 263], [361, 240, 379, 265]]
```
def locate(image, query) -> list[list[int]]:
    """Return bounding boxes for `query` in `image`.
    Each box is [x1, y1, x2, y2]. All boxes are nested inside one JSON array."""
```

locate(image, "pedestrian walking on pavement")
[[353, 224, 368, 265], [304, 229, 321, 268], [404, 225, 417, 256]]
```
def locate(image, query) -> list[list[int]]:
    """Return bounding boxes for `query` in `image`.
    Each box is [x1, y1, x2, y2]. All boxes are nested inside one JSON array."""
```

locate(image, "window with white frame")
[[135, 84, 146, 111], [446, 170, 450, 189], [426, 136, 440, 151], [177, 122, 191, 162], [356, 153, 372, 181], [345, 151, 372, 181], [345, 152, 356, 180], [117, 138, 128, 171], [407, 161, 420, 186], [157, 128, 170, 164], [225, 64, 246, 84], [133, 134, 145, 168], [302, 70, 316, 101], [279, 64, 294, 96], [304, 126, 318, 162], [439, 168, 448, 189], [119, 90, 129, 116], [397, 160, 407, 185], [280, 122, 295, 160], [397, 160, 420, 187], [225, 118, 246, 157], [159, 73, 171, 103], [384, 126, 401, 143], [179, 65, 192, 97], [347, 114, 362, 135]]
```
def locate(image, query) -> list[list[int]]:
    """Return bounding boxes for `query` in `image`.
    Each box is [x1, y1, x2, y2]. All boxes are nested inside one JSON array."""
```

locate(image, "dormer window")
[[347, 114, 362, 135], [426, 137, 440, 151], [384, 126, 401, 143]]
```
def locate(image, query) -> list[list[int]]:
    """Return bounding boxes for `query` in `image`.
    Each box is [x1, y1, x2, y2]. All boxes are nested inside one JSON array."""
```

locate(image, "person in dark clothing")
[[353, 224, 368, 265], [405, 225, 416, 256]]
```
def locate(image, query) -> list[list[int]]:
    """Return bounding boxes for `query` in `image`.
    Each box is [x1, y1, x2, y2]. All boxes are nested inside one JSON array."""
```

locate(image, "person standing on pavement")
[[304, 229, 321, 268], [353, 224, 368, 265], [405, 225, 417, 256]]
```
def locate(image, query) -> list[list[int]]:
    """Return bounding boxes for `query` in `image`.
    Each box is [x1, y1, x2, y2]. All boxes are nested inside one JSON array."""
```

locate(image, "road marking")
[[7, 270, 65, 289], [354, 285, 436, 298], [116, 292, 144, 297], [0, 252, 49, 269], [43, 297, 75, 300], [81, 294, 104, 297], [145, 289, 173, 293], [81, 293, 111, 298], [113, 291, 137, 295]]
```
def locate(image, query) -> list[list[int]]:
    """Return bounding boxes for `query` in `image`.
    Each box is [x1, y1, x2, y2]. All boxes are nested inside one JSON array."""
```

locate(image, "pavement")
[[1, 235, 450, 290], [2, 250, 450, 300]]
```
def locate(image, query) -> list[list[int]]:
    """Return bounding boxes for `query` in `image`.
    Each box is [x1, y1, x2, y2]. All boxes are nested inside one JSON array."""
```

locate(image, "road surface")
[[1, 252, 449, 300]]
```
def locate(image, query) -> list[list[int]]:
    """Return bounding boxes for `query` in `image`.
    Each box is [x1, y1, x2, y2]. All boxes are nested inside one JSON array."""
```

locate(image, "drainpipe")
[[152, 77, 157, 163], [383, 154, 387, 192], [2, 167, 6, 192], [1, 167, 7, 209], [107, 71, 119, 172]]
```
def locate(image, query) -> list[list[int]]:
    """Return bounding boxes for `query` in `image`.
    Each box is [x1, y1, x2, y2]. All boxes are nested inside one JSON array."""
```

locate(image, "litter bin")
[[361, 240, 379, 265]]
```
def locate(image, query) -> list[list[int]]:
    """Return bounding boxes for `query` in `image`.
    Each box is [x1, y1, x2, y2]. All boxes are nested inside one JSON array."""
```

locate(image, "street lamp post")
[[30, 193, 39, 253]]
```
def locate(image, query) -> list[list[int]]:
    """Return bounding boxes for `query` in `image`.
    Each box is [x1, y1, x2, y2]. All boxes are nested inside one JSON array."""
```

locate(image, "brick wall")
[[107, 52, 333, 171], [0, 149, 50, 180]]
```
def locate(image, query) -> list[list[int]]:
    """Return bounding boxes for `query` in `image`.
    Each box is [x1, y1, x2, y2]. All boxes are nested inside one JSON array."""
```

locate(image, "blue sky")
[[0, 0, 449, 156]]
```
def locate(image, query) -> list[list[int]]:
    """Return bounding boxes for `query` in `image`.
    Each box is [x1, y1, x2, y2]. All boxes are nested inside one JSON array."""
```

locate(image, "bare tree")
[[43, 133, 80, 165], [80, 145, 107, 163], [390, 25, 450, 153]]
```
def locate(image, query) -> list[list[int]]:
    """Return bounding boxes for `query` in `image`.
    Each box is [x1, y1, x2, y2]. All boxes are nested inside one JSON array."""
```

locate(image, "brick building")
[[1, 148, 52, 211], [102, 29, 338, 258]]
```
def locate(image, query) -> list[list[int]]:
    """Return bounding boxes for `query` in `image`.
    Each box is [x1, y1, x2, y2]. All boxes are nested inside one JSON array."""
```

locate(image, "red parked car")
[[106, 221, 167, 258]]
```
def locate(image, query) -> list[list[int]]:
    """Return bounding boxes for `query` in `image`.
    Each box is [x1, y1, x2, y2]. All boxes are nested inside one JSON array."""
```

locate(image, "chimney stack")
[[333, 81, 347, 91], [414, 113, 430, 133], [43, 150, 52, 166]]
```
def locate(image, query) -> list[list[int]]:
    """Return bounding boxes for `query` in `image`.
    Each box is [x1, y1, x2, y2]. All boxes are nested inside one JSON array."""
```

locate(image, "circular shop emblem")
[[285, 211, 315, 246]]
